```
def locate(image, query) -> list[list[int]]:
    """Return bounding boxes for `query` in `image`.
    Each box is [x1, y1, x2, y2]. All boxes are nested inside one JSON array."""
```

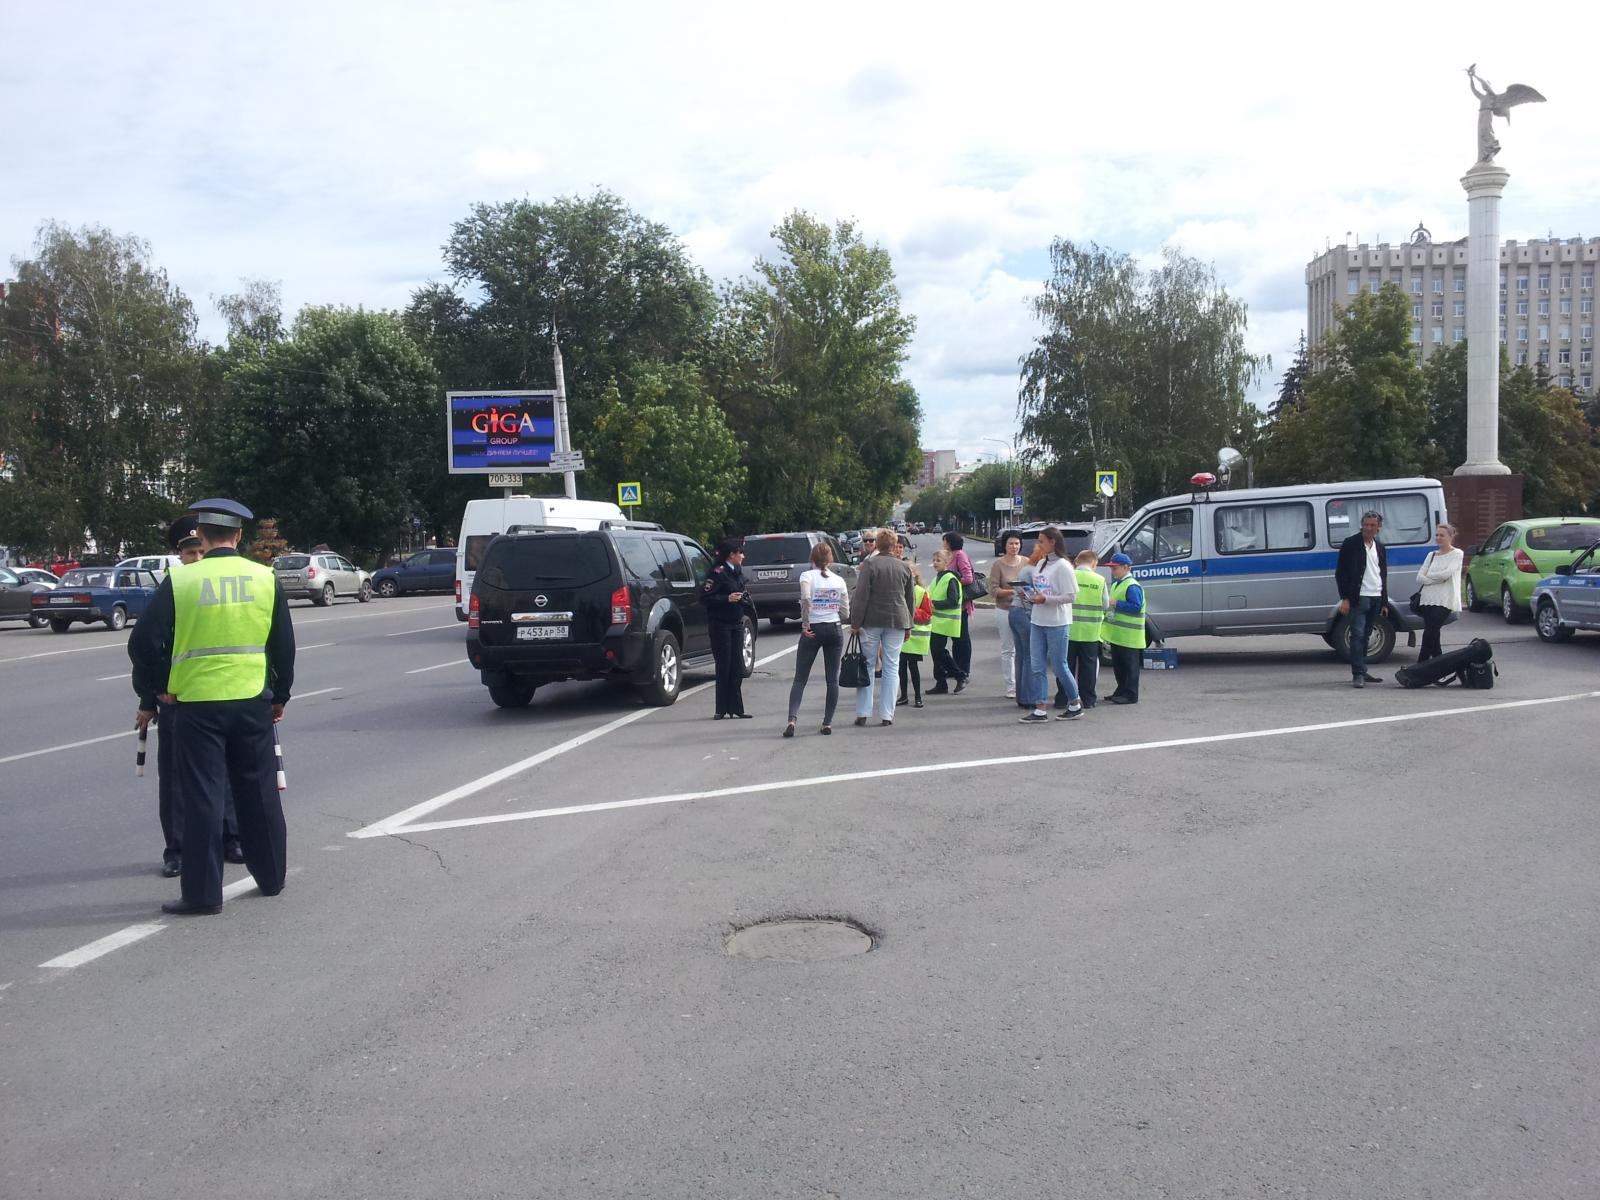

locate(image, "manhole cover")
[[725, 918, 873, 962]]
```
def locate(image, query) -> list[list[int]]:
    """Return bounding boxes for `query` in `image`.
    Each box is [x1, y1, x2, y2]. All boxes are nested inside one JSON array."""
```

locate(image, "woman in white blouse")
[[1412, 522, 1464, 663], [785, 542, 851, 737]]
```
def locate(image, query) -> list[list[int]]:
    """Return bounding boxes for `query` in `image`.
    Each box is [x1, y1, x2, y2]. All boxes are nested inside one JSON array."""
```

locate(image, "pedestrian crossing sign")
[[1096, 470, 1118, 497], [618, 482, 642, 506]]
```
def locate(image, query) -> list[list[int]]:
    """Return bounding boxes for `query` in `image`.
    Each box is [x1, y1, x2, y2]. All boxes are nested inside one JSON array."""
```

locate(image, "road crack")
[[386, 830, 456, 878]]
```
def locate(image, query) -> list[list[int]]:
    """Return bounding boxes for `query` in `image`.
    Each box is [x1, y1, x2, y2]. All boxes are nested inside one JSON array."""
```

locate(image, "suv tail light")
[[306, 564, 317, 579], [1514, 549, 1539, 573], [468, 592, 480, 629], [610, 584, 632, 626]]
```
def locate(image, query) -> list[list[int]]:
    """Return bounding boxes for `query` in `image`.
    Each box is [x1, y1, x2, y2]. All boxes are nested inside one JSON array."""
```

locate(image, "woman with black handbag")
[[1410, 523, 1463, 665], [848, 528, 916, 727], [784, 542, 851, 737]]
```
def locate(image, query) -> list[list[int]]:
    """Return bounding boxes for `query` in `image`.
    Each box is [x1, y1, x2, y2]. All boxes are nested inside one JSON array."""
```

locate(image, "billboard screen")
[[447, 391, 558, 474]]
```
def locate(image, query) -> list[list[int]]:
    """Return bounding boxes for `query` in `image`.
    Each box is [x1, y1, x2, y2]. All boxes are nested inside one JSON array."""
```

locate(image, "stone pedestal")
[[1457, 162, 1512, 475], [1443, 473, 1522, 550]]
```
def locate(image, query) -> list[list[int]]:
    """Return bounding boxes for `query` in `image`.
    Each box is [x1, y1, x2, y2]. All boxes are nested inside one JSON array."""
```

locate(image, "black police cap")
[[186, 497, 254, 530], [168, 515, 202, 551]]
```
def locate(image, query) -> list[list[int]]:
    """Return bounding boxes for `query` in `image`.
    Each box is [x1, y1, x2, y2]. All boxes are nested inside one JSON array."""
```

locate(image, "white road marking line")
[[293, 605, 454, 627], [381, 689, 1600, 837], [0, 729, 136, 765], [0, 688, 340, 764], [353, 640, 800, 838], [0, 642, 123, 665], [97, 672, 132, 681], [299, 643, 334, 650], [222, 876, 261, 900], [404, 659, 470, 675], [39, 924, 165, 969], [384, 623, 463, 636], [294, 687, 340, 700]]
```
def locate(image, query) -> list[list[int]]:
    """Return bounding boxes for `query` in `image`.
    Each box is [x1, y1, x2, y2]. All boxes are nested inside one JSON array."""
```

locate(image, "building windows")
[[1432, 277, 1444, 294], [1454, 327, 1466, 342], [1454, 276, 1466, 292], [1559, 375, 1572, 389], [1517, 299, 1529, 316], [1582, 298, 1593, 315], [1410, 276, 1423, 294], [1515, 350, 1529, 365], [1431, 327, 1443, 344], [1584, 324, 1595, 342], [1582, 350, 1594, 366], [1538, 298, 1550, 316], [1500, 301, 1508, 317], [1539, 325, 1549, 342], [1431, 301, 1443, 318], [1538, 349, 1550, 365], [1538, 273, 1551, 290], [1584, 274, 1595, 290], [1560, 298, 1572, 315], [1413, 303, 1423, 319], [1410, 326, 1423, 344], [1583, 375, 1594, 390], [1454, 300, 1465, 317], [1500, 328, 1508, 343], [1518, 326, 1529, 342], [1369, 274, 1382, 291], [1517, 275, 1529, 291], [1560, 325, 1570, 341], [1558, 348, 1571, 365], [1348, 278, 1360, 295], [1561, 274, 1572, 290]]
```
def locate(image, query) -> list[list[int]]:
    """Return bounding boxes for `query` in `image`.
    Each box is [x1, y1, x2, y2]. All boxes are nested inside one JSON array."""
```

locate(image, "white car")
[[115, 554, 182, 582]]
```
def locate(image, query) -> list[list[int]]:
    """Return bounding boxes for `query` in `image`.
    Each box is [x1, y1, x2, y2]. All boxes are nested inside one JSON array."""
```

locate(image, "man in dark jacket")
[[1334, 510, 1390, 688]]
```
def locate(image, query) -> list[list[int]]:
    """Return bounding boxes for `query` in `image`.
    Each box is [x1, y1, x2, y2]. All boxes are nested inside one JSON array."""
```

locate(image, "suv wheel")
[[1535, 600, 1573, 643], [317, 582, 336, 607], [488, 682, 537, 708], [1500, 585, 1524, 624], [640, 631, 682, 706], [377, 578, 399, 597], [358, 579, 373, 603], [740, 615, 756, 677]]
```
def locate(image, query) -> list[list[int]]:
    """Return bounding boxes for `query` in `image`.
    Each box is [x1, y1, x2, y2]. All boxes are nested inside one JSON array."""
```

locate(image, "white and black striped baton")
[[273, 725, 287, 792], [136, 727, 148, 777]]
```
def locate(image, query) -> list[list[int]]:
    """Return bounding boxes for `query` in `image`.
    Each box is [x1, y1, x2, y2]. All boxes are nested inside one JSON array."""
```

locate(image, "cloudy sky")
[[4, 0, 1595, 471]]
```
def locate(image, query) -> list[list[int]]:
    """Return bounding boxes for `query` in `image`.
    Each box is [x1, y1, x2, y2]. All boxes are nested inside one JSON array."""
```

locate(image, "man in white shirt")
[[1334, 511, 1392, 688]]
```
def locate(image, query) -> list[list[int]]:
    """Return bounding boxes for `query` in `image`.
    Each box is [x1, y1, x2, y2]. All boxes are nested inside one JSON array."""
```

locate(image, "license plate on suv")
[[758, 569, 788, 580], [517, 626, 568, 641]]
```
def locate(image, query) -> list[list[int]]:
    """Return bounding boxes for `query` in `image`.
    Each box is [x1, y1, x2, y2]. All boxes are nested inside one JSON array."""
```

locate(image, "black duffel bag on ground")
[[1394, 638, 1495, 689]]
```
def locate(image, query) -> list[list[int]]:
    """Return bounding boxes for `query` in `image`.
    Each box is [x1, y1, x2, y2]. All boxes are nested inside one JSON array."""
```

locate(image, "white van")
[[1105, 476, 1449, 664], [455, 496, 625, 620]]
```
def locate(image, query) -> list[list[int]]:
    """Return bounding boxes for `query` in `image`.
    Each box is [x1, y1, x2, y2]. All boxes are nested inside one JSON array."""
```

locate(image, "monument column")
[[1457, 161, 1511, 475]]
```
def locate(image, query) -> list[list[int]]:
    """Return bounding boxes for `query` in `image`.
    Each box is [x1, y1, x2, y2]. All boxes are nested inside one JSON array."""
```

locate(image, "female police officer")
[[701, 538, 751, 719]]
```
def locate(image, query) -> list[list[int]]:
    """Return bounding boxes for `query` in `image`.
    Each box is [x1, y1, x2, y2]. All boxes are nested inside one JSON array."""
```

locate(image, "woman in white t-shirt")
[[785, 542, 852, 737], [1412, 522, 1464, 664]]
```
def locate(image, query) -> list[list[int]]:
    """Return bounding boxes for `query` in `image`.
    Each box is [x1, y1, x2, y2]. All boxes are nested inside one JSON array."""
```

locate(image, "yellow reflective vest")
[[168, 556, 276, 701], [904, 584, 932, 657], [1070, 568, 1106, 642], [928, 571, 963, 638], [1104, 574, 1146, 650]]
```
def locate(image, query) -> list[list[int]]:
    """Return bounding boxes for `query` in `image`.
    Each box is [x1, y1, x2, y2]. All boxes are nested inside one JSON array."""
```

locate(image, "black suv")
[[466, 523, 756, 709], [739, 531, 856, 627]]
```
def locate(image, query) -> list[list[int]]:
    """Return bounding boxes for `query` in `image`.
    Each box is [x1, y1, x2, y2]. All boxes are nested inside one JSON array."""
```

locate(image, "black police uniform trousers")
[[1108, 644, 1141, 702], [157, 701, 238, 860], [708, 619, 746, 716], [174, 698, 286, 906]]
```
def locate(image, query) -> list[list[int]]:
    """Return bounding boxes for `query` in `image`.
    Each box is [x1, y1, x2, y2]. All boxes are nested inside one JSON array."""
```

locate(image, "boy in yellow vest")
[[130, 498, 296, 915], [1068, 549, 1108, 709], [1103, 552, 1146, 704]]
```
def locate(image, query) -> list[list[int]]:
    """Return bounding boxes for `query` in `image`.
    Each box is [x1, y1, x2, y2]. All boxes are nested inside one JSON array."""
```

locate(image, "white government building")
[[1305, 227, 1598, 393]]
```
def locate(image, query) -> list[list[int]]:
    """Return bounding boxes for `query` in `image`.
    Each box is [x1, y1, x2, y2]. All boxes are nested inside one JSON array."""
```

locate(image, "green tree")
[[218, 307, 440, 558], [1271, 333, 1311, 419], [709, 212, 922, 531], [1018, 240, 1263, 511], [587, 360, 744, 545], [1261, 285, 1428, 484], [0, 223, 203, 557]]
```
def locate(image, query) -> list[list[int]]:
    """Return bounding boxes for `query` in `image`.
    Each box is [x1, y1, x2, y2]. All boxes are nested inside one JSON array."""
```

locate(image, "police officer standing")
[[130, 499, 295, 915], [701, 538, 751, 719], [154, 514, 245, 877]]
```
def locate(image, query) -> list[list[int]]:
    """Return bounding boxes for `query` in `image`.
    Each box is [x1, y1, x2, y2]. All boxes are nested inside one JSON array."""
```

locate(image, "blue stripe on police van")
[[1132, 544, 1434, 581]]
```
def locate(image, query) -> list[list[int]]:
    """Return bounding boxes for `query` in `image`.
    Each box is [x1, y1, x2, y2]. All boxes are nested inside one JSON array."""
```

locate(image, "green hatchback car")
[[1465, 517, 1600, 622]]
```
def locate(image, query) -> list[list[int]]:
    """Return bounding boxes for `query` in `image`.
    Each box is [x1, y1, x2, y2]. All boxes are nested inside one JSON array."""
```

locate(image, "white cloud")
[[3, 0, 1596, 474]]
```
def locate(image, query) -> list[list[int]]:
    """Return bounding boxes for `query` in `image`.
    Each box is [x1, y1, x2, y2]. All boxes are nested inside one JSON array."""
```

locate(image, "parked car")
[[466, 522, 755, 709], [0, 565, 55, 627], [739, 532, 858, 627], [115, 554, 182, 582], [1531, 539, 1600, 642], [1465, 517, 1600, 622], [993, 522, 1097, 561], [12, 567, 59, 589], [31, 566, 160, 632], [273, 553, 373, 606], [372, 547, 457, 597]]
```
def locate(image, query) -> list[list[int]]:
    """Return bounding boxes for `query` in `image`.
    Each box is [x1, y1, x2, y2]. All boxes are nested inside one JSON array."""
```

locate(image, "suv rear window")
[[742, 536, 812, 566], [1526, 523, 1599, 551], [478, 536, 614, 590], [275, 555, 310, 569]]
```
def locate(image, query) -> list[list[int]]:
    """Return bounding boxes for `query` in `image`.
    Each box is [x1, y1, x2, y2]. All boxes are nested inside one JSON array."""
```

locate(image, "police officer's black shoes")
[[161, 856, 181, 878], [223, 839, 246, 864], [161, 899, 222, 916]]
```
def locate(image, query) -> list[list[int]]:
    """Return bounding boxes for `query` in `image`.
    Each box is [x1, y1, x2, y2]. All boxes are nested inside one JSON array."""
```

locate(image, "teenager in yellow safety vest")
[[1068, 549, 1107, 709], [1103, 552, 1145, 704], [129, 497, 296, 915], [898, 573, 932, 708], [926, 547, 965, 694]]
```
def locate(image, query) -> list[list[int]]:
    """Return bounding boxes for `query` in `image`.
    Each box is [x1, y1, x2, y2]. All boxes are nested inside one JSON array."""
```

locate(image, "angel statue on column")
[[1467, 65, 1546, 164]]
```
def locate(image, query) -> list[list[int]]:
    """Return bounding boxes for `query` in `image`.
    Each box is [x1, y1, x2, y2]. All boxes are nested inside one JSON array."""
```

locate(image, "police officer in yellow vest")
[[1103, 552, 1145, 705], [130, 498, 295, 915], [1067, 549, 1108, 709]]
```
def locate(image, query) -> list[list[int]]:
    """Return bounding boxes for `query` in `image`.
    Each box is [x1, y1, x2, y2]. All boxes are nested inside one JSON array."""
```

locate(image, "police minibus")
[[1105, 476, 1449, 664]]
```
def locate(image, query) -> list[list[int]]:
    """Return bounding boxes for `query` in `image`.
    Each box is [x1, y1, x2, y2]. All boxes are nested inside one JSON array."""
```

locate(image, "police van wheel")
[[105, 605, 128, 632], [316, 582, 336, 607], [358, 580, 373, 603], [640, 632, 682, 706], [1334, 612, 1396, 664]]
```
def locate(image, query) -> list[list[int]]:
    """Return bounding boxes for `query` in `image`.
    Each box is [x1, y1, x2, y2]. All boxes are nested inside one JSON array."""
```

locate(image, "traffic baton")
[[136, 727, 148, 777], [273, 726, 287, 792]]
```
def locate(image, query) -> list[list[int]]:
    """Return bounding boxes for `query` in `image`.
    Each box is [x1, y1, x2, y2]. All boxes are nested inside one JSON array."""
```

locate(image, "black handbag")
[[963, 574, 988, 601], [1408, 552, 1432, 615], [838, 632, 872, 689]]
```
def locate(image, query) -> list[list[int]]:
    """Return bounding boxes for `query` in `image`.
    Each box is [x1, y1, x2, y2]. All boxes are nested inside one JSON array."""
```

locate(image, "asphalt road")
[[2, 583, 1597, 1199]]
